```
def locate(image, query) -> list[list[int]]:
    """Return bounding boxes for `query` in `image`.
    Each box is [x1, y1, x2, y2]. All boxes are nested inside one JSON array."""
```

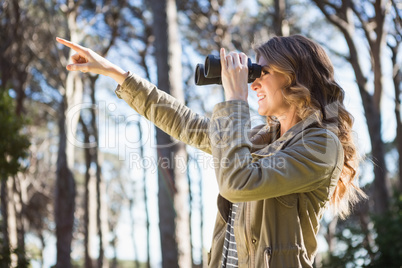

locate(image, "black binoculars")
[[195, 54, 262, 86]]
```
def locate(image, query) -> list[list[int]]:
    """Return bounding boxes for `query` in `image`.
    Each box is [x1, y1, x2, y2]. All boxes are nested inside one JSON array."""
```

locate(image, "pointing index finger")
[[56, 37, 88, 54]]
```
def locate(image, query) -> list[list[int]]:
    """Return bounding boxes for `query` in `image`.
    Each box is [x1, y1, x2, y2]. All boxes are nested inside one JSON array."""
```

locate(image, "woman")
[[56, 35, 365, 267]]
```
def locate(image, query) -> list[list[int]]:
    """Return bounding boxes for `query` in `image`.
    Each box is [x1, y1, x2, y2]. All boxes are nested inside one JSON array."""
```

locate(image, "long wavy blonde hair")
[[254, 35, 367, 219]]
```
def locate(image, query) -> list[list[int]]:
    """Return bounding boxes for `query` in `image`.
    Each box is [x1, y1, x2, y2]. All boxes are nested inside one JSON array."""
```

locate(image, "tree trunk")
[[128, 198, 140, 268], [7, 178, 18, 266], [1, 179, 10, 267], [273, 0, 289, 36], [137, 119, 151, 268], [88, 77, 107, 268], [39, 232, 45, 268], [55, 5, 84, 266], [81, 116, 94, 268], [150, 0, 191, 267], [110, 235, 118, 268], [137, 40, 152, 268], [324, 216, 338, 253], [11, 175, 27, 266], [394, 73, 402, 193], [55, 95, 76, 268], [389, 40, 402, 191], [357, 201, 375, 261]]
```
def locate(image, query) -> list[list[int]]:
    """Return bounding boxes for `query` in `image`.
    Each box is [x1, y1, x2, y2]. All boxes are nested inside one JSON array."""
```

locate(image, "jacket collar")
[[251, 112, 322, 156]]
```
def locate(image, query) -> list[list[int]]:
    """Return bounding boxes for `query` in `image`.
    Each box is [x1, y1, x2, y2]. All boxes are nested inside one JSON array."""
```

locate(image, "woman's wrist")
[[225, 90, 248, 102], [106, 65, 129, 85]]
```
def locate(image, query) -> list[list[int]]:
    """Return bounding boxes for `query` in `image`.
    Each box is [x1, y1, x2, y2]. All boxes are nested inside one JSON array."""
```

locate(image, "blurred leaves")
[[370, 192, 402, 267], [320, 192, 402, 267], [0, 91, 30, 180]]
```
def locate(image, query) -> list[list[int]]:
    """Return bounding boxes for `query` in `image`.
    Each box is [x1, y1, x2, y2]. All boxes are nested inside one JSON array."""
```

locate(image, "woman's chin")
[[257, 108, 269, 117]]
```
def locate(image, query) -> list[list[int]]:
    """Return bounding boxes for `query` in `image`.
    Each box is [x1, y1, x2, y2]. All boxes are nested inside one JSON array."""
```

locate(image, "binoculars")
[[195, 54, 262, 86]]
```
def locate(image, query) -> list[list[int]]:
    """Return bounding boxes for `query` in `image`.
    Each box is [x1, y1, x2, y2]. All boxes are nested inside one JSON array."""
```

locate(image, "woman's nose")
[[251, 79, 260, 91]]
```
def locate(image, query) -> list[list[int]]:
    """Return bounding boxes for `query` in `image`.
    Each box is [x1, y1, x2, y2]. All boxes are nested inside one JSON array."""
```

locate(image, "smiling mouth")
[[258, 95, 266, 101]]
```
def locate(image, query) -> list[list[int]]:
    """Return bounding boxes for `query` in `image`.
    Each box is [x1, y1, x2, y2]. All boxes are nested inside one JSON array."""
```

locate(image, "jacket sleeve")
[[209, 101, 343, 203], [115, 72, 212, 154]]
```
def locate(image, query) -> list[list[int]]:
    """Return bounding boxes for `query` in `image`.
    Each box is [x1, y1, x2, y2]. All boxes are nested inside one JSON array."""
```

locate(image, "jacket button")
[[252, 239, 257, 244]]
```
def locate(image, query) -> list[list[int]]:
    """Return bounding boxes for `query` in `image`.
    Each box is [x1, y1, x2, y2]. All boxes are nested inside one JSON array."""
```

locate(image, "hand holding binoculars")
[[195, 54, 262, 86]]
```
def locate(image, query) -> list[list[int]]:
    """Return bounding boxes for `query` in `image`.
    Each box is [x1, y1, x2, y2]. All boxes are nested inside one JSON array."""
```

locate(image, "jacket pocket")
[[264, 247, 272, 268], [267, 245, 302, 268]]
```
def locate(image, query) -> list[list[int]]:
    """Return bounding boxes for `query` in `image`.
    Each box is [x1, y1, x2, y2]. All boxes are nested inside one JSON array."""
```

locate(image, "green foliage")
[[0, 90, 30, 180], [0, 223, 30, 268], [0, 91, 31, 267], [321, 219, 371, 268], [0, 246, 12, 268], [370, 192, 402, 267], [321, 192, 402, 268]]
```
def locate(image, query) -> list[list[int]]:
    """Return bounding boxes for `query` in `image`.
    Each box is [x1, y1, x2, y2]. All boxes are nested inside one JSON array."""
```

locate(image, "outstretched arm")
[[56, 37, 212, 154], [56, 37, 128, 84]]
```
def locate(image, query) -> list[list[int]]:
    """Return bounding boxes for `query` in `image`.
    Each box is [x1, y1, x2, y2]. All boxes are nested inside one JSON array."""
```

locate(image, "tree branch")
[[312, 0, 351, 33], [350, 1, 376, 49]]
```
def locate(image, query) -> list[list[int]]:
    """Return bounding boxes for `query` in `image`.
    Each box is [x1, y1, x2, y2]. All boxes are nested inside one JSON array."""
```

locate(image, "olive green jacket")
[[115, 73, 344, 268]]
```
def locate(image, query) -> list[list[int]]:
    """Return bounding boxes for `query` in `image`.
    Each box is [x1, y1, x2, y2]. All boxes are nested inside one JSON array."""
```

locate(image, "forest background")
[[1, 0, 401, 267]]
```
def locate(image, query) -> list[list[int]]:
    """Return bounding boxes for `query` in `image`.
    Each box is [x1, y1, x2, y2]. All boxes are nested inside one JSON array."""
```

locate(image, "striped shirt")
[[221, 203, 239, 268]]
